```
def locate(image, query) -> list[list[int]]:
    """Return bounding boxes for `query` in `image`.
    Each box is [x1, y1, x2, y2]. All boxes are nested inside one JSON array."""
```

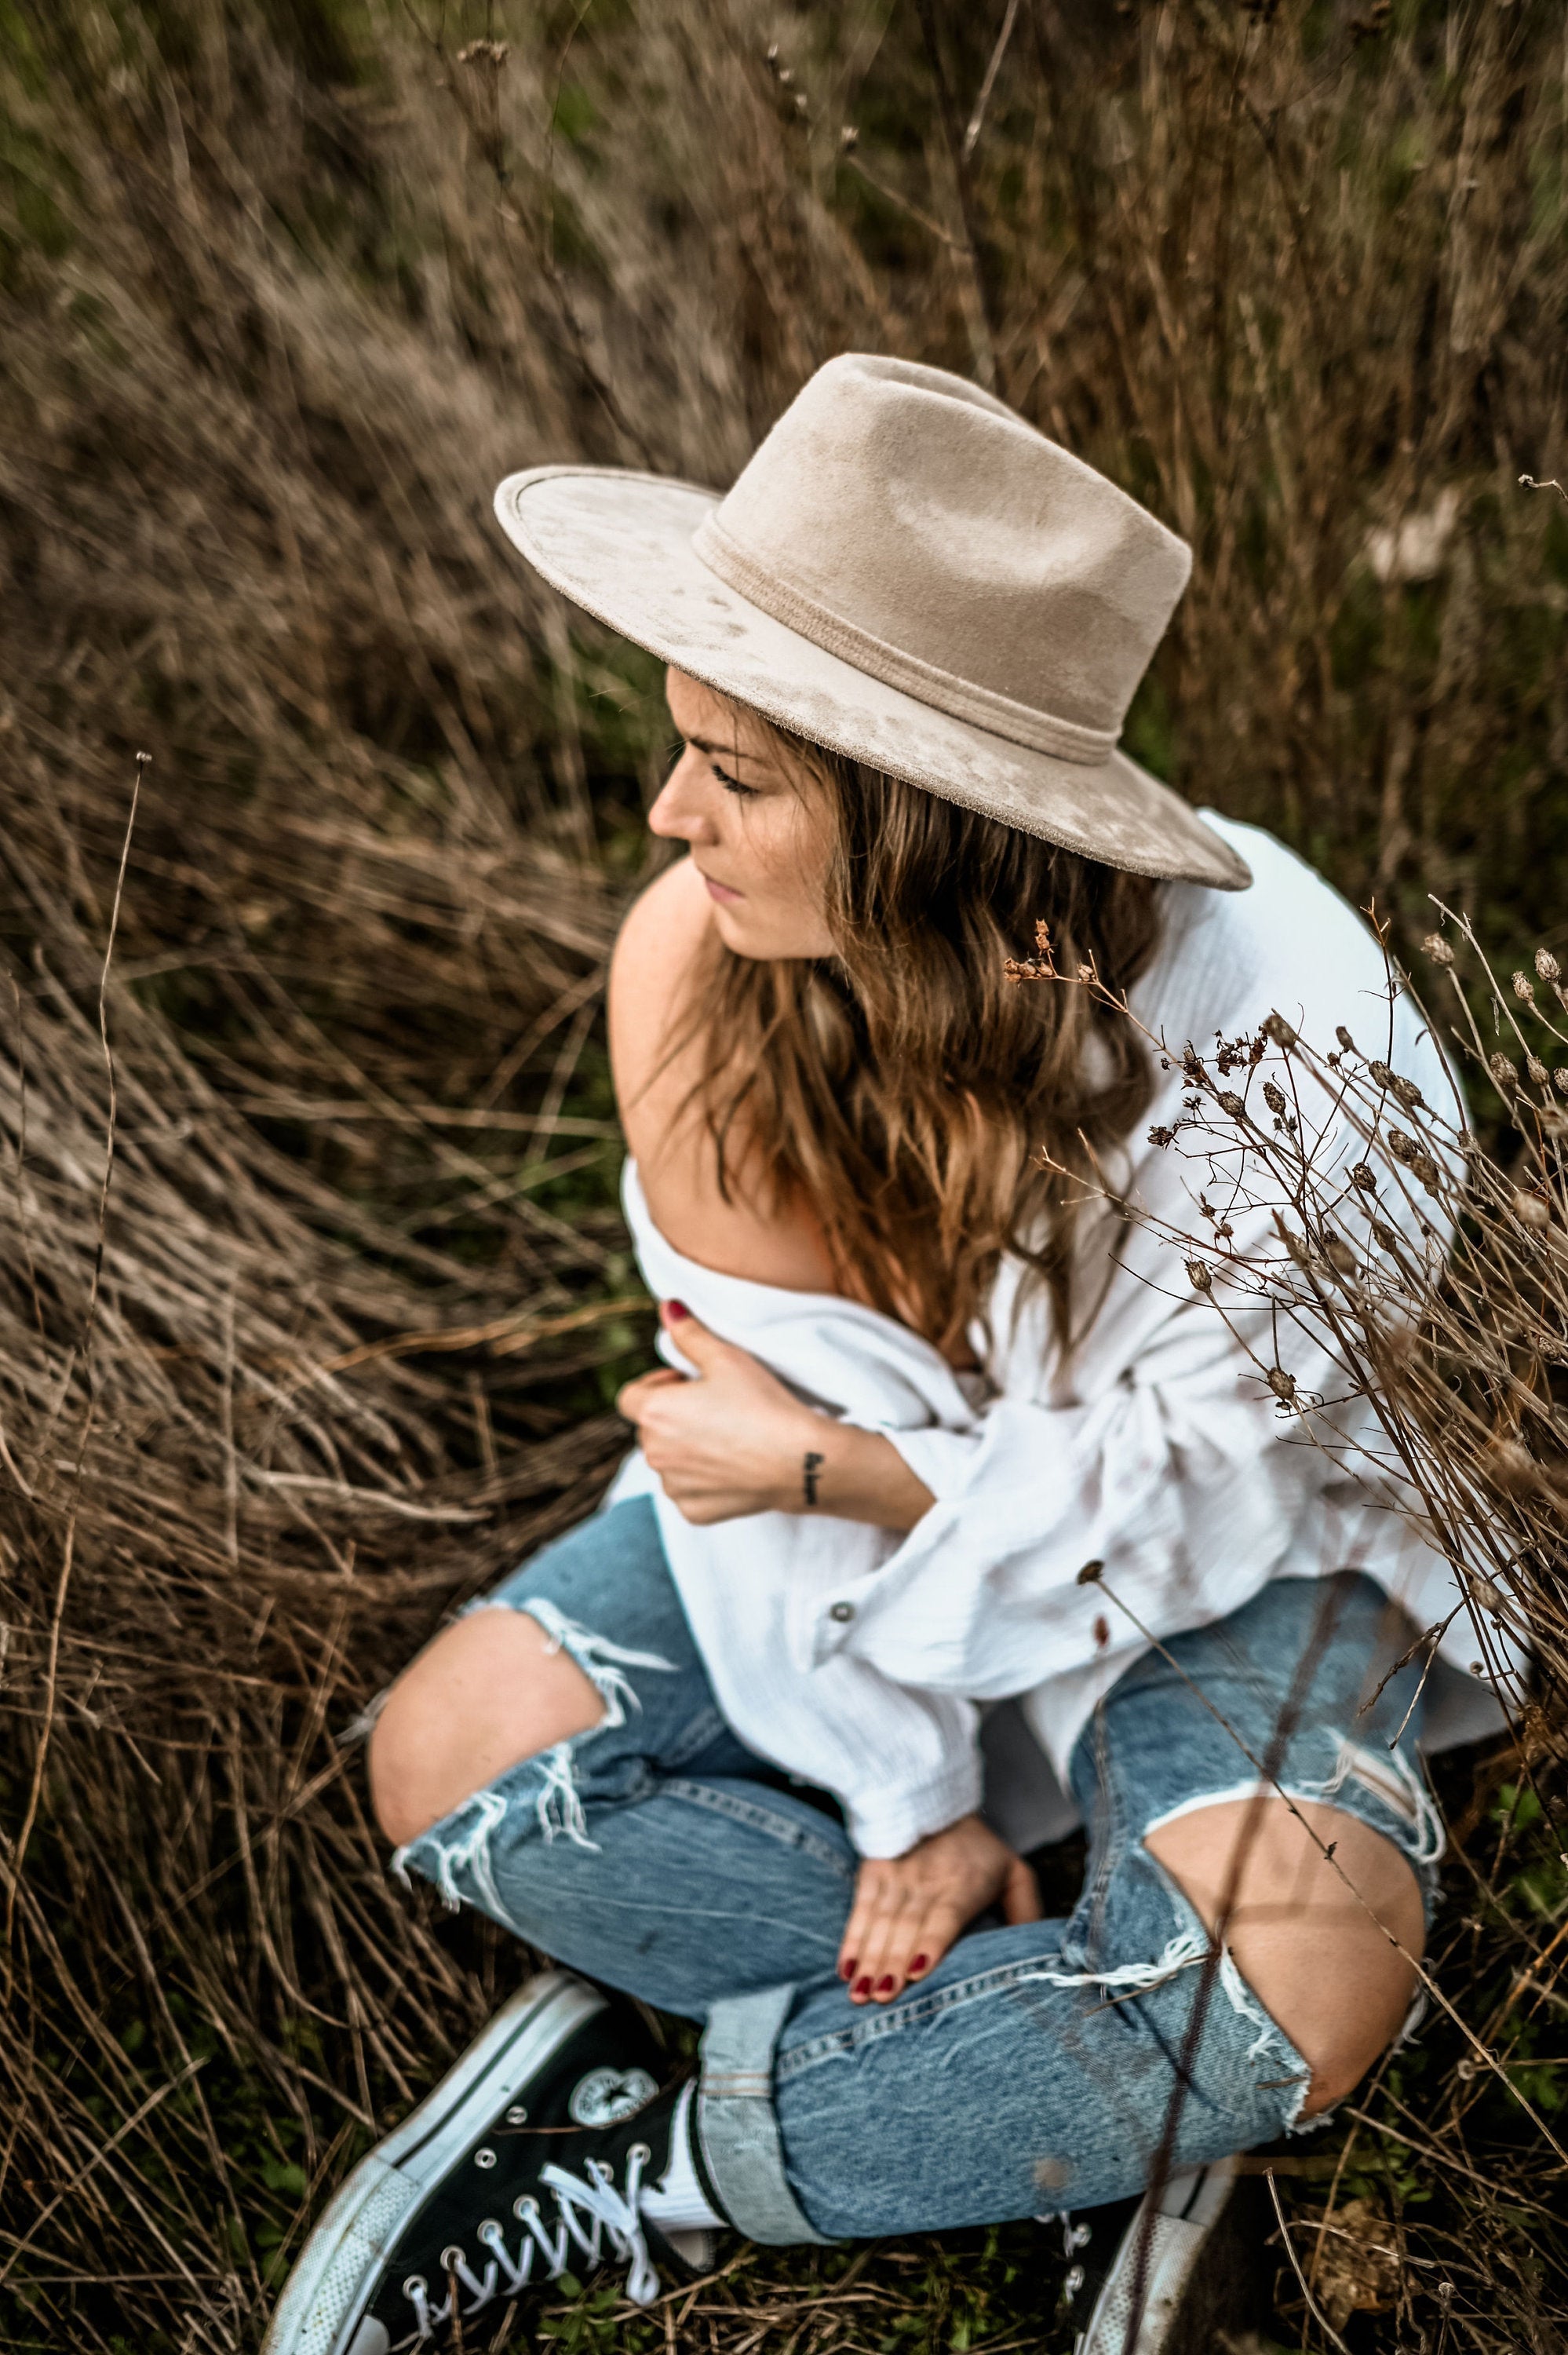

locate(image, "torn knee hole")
[[470, 1597, 676, 1737]]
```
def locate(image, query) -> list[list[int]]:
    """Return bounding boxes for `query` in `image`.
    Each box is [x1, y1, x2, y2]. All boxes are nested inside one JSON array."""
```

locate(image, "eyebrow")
[[684, 734, 769, 769]]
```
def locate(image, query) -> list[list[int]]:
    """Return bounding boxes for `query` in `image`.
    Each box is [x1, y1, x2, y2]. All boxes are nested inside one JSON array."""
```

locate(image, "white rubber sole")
[[261, 1970, 606, 2355], [1077, 2158, 1239, 2355]]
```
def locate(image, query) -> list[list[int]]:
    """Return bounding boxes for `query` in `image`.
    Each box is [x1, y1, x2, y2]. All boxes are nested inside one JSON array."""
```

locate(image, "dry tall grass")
[[2, 1, 1566, 2348]]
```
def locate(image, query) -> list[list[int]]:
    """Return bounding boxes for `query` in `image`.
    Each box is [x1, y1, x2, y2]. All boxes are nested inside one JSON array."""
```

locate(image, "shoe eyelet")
[[514, 2193, 540, 2220], [478, 2219, 504, 2243], [629, 2141, 651, 2164], [505, 2104, 528, 2125], [402, 2274, 428, 2298], [473, 2146, 498, 2169], [441, 2245, 466, 2272]]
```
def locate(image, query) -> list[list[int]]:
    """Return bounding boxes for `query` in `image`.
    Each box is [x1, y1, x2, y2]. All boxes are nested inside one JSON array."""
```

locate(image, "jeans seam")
[[1069, 1707, 1125, 1962], [775, 1951, 1074, 2080], [662, 1779, 855, 1876], [659, 1706, 738, 1772]]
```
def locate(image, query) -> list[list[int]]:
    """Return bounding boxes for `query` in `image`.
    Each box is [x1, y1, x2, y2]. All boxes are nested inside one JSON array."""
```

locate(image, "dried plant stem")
[[1266, 2168, 1354, 2355]]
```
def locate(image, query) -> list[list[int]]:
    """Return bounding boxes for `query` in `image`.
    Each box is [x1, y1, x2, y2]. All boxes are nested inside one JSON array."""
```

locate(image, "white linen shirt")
[[606, 815, 1507, 1857]]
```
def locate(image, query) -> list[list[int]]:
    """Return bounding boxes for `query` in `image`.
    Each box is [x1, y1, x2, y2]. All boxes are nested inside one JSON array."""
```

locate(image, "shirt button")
[[828, 1601, 855, 1623]]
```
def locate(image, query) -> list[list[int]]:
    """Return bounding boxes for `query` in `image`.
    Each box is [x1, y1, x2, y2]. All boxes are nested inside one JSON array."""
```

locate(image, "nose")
[[647, 746, 720, 845]]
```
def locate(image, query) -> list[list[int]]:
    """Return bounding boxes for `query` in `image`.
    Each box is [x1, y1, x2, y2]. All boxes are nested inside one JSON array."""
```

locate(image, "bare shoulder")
[[607, 859, 837, 1290], [607, 856, 714, 1159]]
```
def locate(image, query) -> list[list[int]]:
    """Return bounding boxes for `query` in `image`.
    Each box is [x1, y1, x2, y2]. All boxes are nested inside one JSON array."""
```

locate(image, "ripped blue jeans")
[[396, 1498, 1442, 2244]]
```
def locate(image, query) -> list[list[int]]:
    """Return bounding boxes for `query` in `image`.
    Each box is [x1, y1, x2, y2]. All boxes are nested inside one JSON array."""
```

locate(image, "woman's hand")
[[838, 1813, 1042, 2004], [616, 1305, 935, 1530], [616, 1305, 820, 1524]]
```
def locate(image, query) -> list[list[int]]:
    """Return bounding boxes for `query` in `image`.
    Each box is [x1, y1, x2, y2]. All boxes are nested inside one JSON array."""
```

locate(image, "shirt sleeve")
[[829, 1037, 1460, 1705], [849, 1291, 1352, 1700], [644, 1484, 983, 1860], [766, 1658, 983, 1859]]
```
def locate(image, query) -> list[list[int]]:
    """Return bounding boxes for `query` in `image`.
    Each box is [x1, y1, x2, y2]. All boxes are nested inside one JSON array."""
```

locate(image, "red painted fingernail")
[[840, 1958, 857, 1981], [853, 1976, 872, 1997], [910, 1955, 929, 1975], [665, 1299, 690, 1322], [875, 1975, 894, 1994]]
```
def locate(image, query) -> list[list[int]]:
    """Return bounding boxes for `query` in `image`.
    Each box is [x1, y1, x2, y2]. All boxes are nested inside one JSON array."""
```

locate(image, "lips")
[[699, 871, 743, 904]]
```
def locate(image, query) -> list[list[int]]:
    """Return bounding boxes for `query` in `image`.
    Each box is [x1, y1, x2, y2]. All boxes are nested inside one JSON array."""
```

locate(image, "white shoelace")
[[395, 2144, 660, 2346]]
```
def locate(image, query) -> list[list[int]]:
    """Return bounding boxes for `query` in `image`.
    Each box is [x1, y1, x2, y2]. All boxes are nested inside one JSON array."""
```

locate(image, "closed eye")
[[665, 732, 764, 797], [711, 759, 759, 798]]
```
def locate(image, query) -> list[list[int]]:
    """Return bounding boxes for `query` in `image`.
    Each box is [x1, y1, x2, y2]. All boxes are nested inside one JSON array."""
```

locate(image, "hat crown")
[[693, 353, 1191, 755]]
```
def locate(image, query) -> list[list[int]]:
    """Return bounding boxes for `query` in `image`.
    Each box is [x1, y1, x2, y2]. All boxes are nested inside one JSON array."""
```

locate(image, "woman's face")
[[650, 668, 836, 960]]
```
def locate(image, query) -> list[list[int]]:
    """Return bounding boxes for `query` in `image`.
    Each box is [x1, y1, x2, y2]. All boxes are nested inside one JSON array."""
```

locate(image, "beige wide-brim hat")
[[494, 354, 1250, 892]]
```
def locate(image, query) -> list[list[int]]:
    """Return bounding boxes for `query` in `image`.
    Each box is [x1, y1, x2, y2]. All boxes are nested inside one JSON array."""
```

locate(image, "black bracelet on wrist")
[[802, 1448, 825, 1507]]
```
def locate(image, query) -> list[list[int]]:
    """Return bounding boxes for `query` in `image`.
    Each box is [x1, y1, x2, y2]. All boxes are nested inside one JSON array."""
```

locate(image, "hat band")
[[691, 513, 1121, 768]]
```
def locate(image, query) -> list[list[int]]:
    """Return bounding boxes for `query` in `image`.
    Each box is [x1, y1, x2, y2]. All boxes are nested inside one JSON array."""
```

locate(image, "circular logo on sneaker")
[[568, 2065, 658, 2127]]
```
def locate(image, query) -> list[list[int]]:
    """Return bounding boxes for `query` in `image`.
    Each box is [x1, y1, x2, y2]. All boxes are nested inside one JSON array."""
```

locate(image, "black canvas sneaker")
[[264, 1970, 715, 2355], [1073, 2157, 1263, 2354]]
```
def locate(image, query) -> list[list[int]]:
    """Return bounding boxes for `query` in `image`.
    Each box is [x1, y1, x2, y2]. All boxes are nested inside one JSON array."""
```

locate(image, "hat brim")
[[494, 467, 1251, 893]]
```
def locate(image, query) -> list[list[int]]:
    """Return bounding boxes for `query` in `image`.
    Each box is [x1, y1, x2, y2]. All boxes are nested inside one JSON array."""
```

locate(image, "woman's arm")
[[611, 870, 935, 1528], [617, 1303, 935, 1530]]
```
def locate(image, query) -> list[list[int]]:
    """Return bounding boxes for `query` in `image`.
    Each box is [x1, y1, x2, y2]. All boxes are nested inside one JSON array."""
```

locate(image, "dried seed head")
[[1370, 1218, 1402, 1252], [1217, 1090, 1246, 1119], [1368, 1059, 1391, 1086], [1322, 1235, 1358, 1276], [1388, 1127, 1417, 1164], [1536, 947, 1561, 982], [1490, 1053, 1519, 1091], [1528, 1056, 1551, 1086], [1147, 1123, 1176, 1148], [1514, 969, 1537, 1002], [1351, 1163, 1378, 1192], [1263, 1079, 1287, 1116], [1411, 1151, 1442, 1193], [1471, 1575, 1508, 1615], [1186, 1258, 1212, 1292], [1556, 1070, 1568, 1096], [1263, 1012, 1296, 1050], [1282, 1228, 1311, 1267], [1511, 1188, 1552, 1231], [1266, 1366, 1297, 1402], [1390, 1073, 1425, 1110], [1486, 1437, 1539, 1495], [1336, 1024, 1356, 1053], [1423, 933, 1455, 966]]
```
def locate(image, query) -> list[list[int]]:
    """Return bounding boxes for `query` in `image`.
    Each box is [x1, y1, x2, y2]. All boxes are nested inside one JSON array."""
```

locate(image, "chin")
[[711, 904, 774, 959], [713, 908, 825, 962]]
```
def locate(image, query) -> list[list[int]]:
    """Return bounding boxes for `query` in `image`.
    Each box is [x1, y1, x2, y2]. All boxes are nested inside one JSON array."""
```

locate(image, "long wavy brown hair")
[[686, 713, 1165, 1361]]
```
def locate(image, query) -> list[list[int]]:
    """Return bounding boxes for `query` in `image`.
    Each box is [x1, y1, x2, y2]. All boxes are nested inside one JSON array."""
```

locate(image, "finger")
[[837, 1869, 888, 1990], [857, 1886, 926, 2003], [846, 1879, 908, 2003], [659, 1300, 737, 1371], [903, 1898, 968, 1984], [614, 1367, 683, 1422], [1002, 1855, 1045, 1925]]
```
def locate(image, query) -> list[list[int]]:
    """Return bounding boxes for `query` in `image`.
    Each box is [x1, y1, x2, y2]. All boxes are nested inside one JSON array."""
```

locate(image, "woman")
[[267, 356, 1489, 2355]]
